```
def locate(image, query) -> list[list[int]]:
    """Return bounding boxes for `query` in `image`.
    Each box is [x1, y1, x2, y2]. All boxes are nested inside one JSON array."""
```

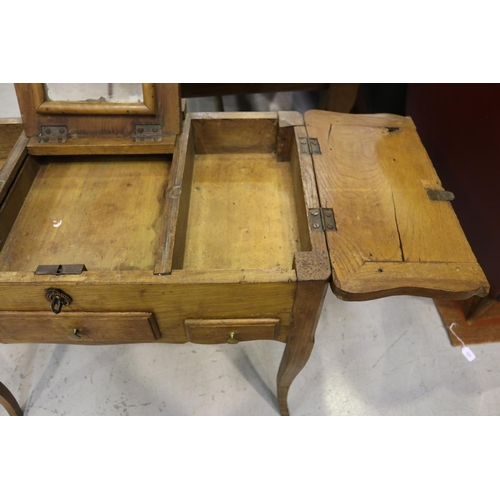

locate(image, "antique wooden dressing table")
[[0, 84, 488, 416]]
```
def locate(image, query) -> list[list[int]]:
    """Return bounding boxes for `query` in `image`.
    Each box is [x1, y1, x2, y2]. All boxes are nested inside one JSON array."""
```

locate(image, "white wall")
[[0, 83, 21, 118]]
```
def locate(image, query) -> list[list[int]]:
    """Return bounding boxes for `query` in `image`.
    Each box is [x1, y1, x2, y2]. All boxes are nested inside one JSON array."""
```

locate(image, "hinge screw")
[[137, 127, 144, 133], [311, 211, 319, 216], [313, 223, 320, 229], [300, 138, 307, 144], [59, 128, 65, 134]]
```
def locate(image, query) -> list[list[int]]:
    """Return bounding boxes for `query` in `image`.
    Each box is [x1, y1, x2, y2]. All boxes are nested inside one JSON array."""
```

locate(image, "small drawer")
[[184, 318, 280, 345], [0, 312, 161, 344]]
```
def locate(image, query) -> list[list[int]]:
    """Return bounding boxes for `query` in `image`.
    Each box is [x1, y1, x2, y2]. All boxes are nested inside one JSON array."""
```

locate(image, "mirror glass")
[[44, 83, 144, 103]]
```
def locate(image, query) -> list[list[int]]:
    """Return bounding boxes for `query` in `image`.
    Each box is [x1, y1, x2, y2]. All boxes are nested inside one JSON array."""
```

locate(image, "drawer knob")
[[46, 288, 72, 315], [227, 332, 239, 344], [67, 328, 83, 341]]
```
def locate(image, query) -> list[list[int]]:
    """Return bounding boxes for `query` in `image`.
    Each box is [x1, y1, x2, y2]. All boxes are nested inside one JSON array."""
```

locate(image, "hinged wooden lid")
[[304, 110, 489, 300], [14, 84, 181, 155]]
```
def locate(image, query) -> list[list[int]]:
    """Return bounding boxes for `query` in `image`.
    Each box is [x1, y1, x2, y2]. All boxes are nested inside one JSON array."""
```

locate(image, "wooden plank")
[[181, 83, 329, 98], [156, 115, 195, 274], [338, 261, 488, 301], [0, 156, 171, 272], [305, 110, 489, 300], [305, 110, 403, 287], [0, 120, 23, 170], [0, 269, 297, 285], [0, 132, 29, 204], [0, 280, 296, 344], [191, 112, 278, 154], [27, 135, 176, 155], [182, 153, 302, 271], [0, 156, 41, 252], [290, 126, 328, 254]]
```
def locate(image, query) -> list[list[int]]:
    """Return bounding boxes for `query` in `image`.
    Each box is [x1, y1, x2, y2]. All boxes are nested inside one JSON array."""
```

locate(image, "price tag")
[[461, 346, 476, 362]]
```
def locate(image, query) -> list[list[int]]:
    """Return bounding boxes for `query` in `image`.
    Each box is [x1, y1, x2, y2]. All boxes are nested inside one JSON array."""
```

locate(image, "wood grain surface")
[[0, 155, 171, 272], [182, 153, 302, 270], [305, 110, 489, 300]]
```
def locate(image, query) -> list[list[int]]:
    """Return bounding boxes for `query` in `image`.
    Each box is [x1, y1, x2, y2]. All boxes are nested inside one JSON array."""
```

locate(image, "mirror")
[[44, 83, 144, 103]]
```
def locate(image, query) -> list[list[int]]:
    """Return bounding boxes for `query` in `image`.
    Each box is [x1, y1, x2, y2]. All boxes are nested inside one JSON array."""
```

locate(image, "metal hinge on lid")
[[35, 264, 87, 276], [299, 137, 322, 155], [134, 124, 163, 142], [40, 126, 68, 143], [309, 208, 336, 232]]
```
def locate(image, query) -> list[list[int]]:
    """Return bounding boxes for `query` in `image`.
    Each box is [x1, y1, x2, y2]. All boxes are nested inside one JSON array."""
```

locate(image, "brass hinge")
[[39, 126, 68, 144], [299, 137, 322, 155], [309, 208, 336, 232], [134, 124, 163, 142], [35, 264, 87, 276]]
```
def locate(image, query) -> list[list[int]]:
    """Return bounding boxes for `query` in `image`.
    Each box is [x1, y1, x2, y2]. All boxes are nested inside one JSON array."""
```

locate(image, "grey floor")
[[1, 83, 499, 416]]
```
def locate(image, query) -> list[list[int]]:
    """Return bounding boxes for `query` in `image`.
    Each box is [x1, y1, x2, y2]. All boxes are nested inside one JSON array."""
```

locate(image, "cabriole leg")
[[277, 280, 328, 416], [0, 381, 23, 416]]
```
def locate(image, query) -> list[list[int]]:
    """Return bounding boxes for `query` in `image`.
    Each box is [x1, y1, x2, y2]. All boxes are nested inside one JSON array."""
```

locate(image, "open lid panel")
[[304, 110, 489, 301], [14, 83, 181, 155]]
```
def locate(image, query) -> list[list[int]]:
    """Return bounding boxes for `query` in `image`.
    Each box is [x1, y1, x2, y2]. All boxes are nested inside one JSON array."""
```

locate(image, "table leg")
[[277, 280, 328, 416], [0, 381, 23, 416]]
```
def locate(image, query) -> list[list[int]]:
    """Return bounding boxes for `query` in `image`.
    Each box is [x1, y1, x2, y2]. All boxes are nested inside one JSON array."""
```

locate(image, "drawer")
[[0, 312, 161, 344], [184, 318, 280, 344]]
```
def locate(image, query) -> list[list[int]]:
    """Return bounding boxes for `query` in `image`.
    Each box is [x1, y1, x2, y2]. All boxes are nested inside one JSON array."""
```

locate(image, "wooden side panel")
[[191, 112, 278, 154], [305, 110, 489, 300]]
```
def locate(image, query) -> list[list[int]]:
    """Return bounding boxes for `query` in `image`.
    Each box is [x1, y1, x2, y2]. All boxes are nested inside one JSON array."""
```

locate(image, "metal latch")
[[299, 137, 322, 155], [134, 124, 163, 142], [40, 126, 68, 144], [309, 208, 336, 231], [35, 264, 87, 276]]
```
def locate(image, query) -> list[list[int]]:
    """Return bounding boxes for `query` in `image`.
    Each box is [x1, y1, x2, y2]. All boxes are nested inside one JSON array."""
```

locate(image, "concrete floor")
[[1, 83, 499, 416]]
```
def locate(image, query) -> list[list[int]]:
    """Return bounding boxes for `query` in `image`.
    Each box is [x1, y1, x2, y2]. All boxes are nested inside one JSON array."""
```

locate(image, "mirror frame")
[[30, 83, 156, 115]]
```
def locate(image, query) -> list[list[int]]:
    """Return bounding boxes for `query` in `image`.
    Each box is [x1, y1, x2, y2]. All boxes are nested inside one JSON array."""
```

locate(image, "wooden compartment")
[[161, 112, 312, 274], [0, 154, 172, 272]]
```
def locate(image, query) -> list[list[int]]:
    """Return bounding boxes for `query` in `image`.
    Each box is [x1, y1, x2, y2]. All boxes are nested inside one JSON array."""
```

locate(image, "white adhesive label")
[[461, 346, 476, 362]]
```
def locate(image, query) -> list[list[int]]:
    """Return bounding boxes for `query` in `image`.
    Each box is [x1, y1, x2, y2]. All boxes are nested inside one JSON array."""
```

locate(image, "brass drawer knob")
[[67, 328, 83, 341], [227, 332, 239, 344]]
